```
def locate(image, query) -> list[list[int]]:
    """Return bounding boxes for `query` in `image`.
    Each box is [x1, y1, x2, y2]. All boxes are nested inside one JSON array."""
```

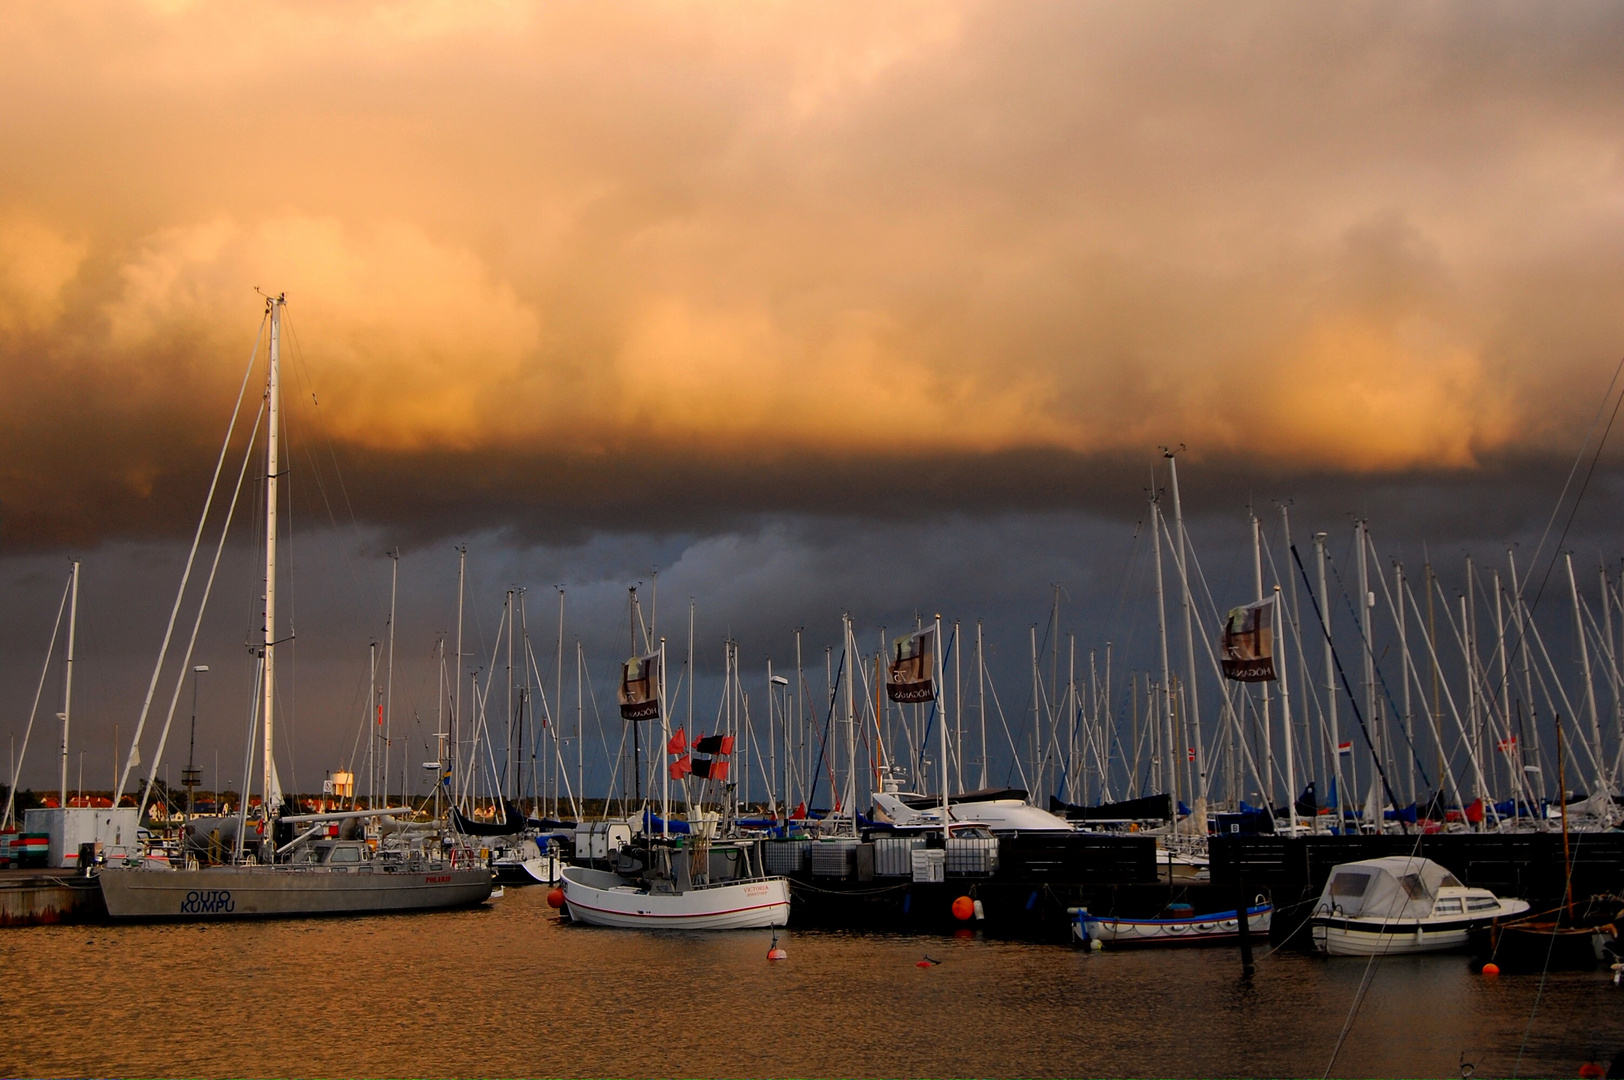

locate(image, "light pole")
[[184, 665, 209, 820]]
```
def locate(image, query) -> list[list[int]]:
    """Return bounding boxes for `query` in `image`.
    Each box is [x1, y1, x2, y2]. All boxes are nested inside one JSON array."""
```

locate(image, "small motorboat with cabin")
[[1071, 899, 1272, 948], [1309, 856, 1529, 956]]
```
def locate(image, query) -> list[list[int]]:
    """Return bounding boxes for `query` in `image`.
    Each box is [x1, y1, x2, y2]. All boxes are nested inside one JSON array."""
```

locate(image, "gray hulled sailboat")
[[98, 294, 490, 920]]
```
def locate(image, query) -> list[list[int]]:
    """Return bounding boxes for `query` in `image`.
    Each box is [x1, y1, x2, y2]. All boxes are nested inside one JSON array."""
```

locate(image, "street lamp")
[[183, 665, 209, 820]]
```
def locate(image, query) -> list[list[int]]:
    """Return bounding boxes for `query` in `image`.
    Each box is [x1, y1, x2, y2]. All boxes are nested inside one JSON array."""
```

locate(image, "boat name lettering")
[[424, 874, 452, 883], [743, 884, 768, 897], [180, 889, 234, 914]]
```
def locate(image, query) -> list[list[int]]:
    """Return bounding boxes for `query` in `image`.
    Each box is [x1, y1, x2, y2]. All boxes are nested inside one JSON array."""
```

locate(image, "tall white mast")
[[1357, 521, 1379, 819], [59, 559, 79, 809], [1151, 498, 1173, 801], [1165, 450, 1206, 801], [1315, 533, 1345, 818], [385, 549, 397, 805], [1568, 552, 1608, 795], [977, 621, 988, 790], [261, 295, 282, 822], [1252, 511, 1273, 812], [937, 613, 948, 838], [454, 545, 465, 807]]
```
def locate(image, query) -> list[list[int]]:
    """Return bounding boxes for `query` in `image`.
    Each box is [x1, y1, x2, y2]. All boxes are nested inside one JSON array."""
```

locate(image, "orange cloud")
[[0, 2, 1619, 544]]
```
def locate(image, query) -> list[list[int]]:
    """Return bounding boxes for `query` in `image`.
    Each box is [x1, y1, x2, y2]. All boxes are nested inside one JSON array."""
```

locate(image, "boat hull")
[[1073, 904, 1271, 947], [561, 866, 790, 929], [1311, 916, 1482, 956], [494, 853, 563, 885], [97, 865, 493, 920]]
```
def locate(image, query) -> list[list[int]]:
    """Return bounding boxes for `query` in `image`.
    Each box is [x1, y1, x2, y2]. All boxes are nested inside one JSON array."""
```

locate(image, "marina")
[[6, 3, 1624, 1076]]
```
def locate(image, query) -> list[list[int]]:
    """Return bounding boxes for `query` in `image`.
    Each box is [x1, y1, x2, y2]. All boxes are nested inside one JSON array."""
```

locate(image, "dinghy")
[[1071, 901, 1271, 948]]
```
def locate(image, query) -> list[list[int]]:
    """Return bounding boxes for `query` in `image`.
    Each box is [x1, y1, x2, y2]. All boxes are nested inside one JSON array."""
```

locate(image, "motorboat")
[[491, 835, 565, 885], [560, 837, 790, 929], [1071, 899, 1272, 948], [560, 865, 789, 929], [872, 787, 1073, 833], [1309, 856, 1529, 956]]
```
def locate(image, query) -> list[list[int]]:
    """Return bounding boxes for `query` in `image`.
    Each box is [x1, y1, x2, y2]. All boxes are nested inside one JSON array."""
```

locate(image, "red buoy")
[[547, 887, 565, 909], [952, 896, 975, 921], [1579, 1063, 1604, 1079], [1480, 962, 1499, 977]]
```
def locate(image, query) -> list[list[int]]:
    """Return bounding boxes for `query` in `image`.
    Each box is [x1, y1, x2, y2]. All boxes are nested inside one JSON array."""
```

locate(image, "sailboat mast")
[[1166, 450, 1206, 802], [937, 614, 948, 839], [60, 559, 79, 810], [262, 296, 281, 822], [385, 549, 397, 805], [451, 548, 464, 808]]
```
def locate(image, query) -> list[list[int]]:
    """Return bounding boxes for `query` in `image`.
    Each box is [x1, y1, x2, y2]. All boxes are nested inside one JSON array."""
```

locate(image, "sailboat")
[[98, 294, 492, 920]]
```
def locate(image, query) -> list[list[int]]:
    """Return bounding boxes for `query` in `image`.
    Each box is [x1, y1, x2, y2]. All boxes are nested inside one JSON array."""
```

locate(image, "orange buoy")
[[546, 887, 565, 909], [916, 959, 933, 967], [952, 895, 975, 921], [1579, 1063, 1604, 1079], [768, 946, 788, 961], [1481, 962, 1499, 977]]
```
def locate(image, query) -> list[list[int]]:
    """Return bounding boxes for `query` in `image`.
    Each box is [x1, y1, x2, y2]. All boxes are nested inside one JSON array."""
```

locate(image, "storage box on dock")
[[574, 820, 632, 862], [763, 839, 809, 875], [874, 835, 924, 877], [22, 808, 138, 869], [946, 836, 998, 875], [911, 848, 945, 883], [811, 839, 858, 878]]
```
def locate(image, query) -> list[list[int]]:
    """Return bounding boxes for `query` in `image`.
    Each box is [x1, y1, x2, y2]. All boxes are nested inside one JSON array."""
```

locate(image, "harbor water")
[[2, 886, 1620, 1078]]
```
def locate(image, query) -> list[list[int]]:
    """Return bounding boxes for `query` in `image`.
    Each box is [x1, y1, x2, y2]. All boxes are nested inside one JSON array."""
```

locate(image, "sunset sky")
[[1, 3, 1620, 800]]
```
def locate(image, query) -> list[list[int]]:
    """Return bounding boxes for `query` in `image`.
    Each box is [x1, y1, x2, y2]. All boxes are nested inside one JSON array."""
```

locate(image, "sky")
[[1, 2, 1621, 806]]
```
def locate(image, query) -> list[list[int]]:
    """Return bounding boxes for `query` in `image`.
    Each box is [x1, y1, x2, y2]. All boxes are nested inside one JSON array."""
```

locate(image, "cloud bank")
[[0, 2, 1621, 548]]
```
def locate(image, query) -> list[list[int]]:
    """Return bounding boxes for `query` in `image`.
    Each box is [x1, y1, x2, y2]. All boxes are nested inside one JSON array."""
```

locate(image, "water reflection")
[[0, 889, 1617, 1078]]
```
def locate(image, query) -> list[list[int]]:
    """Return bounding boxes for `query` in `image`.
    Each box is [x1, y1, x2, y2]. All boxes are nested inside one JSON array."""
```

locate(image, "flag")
[[1220, 596, 1278, 682], [666, 727, 687, 755], [1496, 734, 1517, 754], [668, 755, 692, 780], [694, 734, 734, 756], [376, 703, 383, 726], [1465, 797, 1485, 824], [791, 802, 806, 820], [886, 628, 937, 703], [1187, 747, 1196, 762], [1338, 741, 1352, 755], [690, 758, 730, 781], [618, 652, 662, 721]]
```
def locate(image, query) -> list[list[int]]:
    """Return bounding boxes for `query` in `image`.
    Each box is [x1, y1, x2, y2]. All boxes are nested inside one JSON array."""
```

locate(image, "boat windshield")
[[1466, 896, 1500, 912], [1433, 898, 1462, 914], [1329, 872, 1371, 897], [1398, 873, 1430, 900]]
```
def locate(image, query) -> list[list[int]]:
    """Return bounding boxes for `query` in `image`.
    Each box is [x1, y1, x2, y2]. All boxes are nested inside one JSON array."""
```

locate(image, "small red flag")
[[667, 726, 687, 755]]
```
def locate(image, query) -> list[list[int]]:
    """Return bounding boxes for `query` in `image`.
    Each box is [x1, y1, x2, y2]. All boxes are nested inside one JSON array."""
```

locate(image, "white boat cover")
[[1318, 856, 1462, 921]]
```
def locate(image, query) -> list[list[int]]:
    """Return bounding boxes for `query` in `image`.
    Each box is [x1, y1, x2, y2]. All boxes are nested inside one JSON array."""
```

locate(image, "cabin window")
[[328, 846, 361, 864], [1399, 874, 1430, 900], [1441, 874, 1463, 888], [1433, 898, 1462, 914], [1466, 897, 1499, 912], [1329, 872, 1371, 897]]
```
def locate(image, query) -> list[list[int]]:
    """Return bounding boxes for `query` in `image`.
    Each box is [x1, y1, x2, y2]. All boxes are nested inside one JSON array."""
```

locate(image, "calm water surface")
[[2, 887, 1620, 1078]]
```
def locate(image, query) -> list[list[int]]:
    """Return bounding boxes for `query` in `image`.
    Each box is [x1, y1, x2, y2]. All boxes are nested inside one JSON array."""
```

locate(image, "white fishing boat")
[[1309, 856, 1529, 956], [1071, 901, 1271, 947], [560, 864, 789, 929]]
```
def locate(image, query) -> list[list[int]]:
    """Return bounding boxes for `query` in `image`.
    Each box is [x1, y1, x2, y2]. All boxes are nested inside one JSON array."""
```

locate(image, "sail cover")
[[886, 628, 937, 703], [1220, 596, 1278, 682], [618, 652, 662, 720]]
